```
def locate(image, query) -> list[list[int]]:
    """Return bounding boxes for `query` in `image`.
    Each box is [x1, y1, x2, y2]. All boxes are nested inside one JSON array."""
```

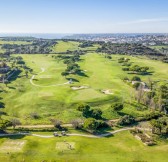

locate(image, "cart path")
[[0, 127, 151, 139]]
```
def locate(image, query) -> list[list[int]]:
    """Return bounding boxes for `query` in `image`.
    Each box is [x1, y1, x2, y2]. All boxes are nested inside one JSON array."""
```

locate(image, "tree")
[[61, 71, 68, 78], [25, 70, 29, 78], [10, 118, 21, 129], [147, 77, 153, 90], [107, 55, 112, 60], [83, 118, 98, 131], [71, 119, 82, 129], [77, 103, 91, 117], [140, 66, 149, 73], [30, 112, 40, 119], [4, 79, 9, 87], [122, 67, 129, 71], [131, 76, 141, 82], [136, 84, 144, 103], [111, 102, 124, 112], [150, 120, 162, 134], [91, 109, 102, 119], [130, 65, 141, 72], [0, 120, 11, 131], [51, 119, 62, 129], [117, 115, 135, 126]]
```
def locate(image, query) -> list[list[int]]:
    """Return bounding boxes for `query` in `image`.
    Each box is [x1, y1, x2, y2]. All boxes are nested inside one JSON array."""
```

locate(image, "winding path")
[[0, 127, 151, 139], [30, 67, 69, 87]]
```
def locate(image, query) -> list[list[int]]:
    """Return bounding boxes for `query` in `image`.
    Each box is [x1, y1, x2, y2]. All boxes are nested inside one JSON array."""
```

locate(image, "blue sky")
[[0, 0, 168, 33]]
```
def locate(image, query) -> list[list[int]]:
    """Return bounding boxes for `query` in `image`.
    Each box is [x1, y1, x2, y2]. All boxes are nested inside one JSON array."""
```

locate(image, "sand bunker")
[[101, 89, 113, 95], [71, 86, 89, 90]]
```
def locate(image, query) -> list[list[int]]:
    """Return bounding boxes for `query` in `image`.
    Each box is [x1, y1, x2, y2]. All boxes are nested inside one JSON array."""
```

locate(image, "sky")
[[0, 0, 168, 33]]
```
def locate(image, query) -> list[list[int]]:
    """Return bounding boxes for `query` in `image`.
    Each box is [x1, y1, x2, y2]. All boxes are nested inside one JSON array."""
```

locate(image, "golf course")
[[0, 39, 168, 162]]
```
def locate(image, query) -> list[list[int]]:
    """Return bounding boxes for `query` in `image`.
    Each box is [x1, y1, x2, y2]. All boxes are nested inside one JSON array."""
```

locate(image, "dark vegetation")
[[97, 42, 168, 63], [118, 57, 150, 74], [79, 41, 94, 48], [1, 39, 57, 54], [57, 52, 87, 78], [97, 43, 164, 56]]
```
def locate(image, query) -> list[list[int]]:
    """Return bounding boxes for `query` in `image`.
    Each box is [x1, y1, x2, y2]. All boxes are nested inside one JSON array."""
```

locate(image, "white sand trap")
[[56, 142, 75, 151], [38, 92, 54, 97], [71, 86, 89, 90], [101, 89, 113, 95], [0, 140, 26, 153]]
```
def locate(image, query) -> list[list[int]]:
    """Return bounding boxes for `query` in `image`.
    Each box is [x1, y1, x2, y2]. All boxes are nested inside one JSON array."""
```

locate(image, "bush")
[[111, 102, 124, 112], [117, 115, 135, 126], [145, 112, 162, 120], [83, 118, 98, 131], [123, 76, 129, 81], [50, 119, 62, 129], [71, 119, 83, 129], [131, 76, 141, 81], [122, 67, 129, 71], [91, 109, 102, 119], [30, 112, 40, 119], [77, 103, 91, 117], [97, 120, 108, 128]]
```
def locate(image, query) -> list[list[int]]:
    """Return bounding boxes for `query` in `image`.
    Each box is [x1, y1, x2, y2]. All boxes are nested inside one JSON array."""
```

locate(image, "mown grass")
[[0, 131, 168, 162], [52, 41, 81, 53], [52, 40, 100, 53], [1, 53, 168, 124]]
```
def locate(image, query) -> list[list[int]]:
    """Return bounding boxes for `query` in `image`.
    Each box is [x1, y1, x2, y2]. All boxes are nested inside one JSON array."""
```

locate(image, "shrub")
[[71, 119, 83, 129], [123, 76, 129, 81], [83, 118, 98, 131], [117, 115, 135, 126], [111, 102, 124, 112], [77, 103, 91, 117], [131, 76, 141, 81], [91, 109, 102, 119], [30, 112, 40, 119], [122, 67, 129, 71], [50, 119, 62, 129]]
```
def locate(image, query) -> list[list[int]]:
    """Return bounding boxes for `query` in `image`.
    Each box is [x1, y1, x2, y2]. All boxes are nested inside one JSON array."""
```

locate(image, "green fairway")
[[52, 40, 100, 53], [1, 53, 168, 124], [52, 41, 81, 52], [0, 131, 168, 162]]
